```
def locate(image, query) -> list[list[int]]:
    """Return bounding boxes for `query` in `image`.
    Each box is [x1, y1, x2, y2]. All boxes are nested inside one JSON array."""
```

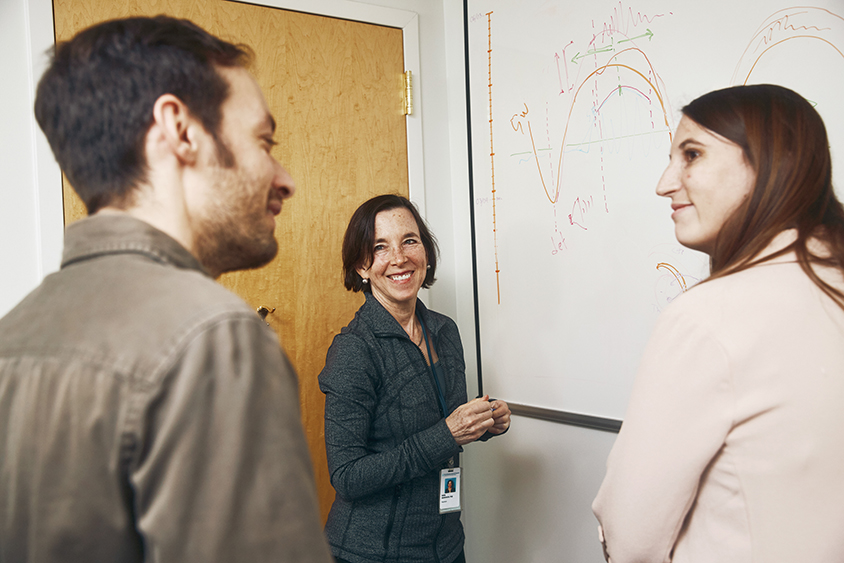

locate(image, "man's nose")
[[274, 162, 296, 198]]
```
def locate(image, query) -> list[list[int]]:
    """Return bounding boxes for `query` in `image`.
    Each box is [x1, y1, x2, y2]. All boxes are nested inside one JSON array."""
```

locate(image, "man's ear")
[[151, 94, 201, 166]]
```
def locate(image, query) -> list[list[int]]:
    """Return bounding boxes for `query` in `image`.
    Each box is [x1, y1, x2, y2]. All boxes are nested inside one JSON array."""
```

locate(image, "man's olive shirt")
[[0, 214, 332, 563]]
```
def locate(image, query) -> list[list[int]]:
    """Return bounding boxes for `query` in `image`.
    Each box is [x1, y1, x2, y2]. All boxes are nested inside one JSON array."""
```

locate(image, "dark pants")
[[335, 550, 466, 563]]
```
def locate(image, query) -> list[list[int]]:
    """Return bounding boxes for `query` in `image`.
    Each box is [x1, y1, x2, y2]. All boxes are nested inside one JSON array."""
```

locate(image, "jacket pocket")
[[382, 484, 402, 551]]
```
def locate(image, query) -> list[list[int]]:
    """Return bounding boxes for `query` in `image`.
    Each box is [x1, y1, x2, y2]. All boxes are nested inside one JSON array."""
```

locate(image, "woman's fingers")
[[488, 399, 511, 434], [446, 396, 495, 445]]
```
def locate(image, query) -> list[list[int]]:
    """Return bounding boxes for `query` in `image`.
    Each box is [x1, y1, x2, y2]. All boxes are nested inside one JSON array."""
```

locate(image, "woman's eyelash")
[[684, 149, 700, 161]]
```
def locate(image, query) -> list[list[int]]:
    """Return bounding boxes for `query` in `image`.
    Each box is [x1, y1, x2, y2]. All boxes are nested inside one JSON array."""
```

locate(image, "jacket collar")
[[61, 214, 209, 276], [360, 291, 443, 338]]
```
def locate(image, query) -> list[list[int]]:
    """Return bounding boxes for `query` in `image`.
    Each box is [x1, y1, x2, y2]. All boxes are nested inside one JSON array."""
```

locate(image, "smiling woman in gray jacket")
[[319, 195, 511, 563]]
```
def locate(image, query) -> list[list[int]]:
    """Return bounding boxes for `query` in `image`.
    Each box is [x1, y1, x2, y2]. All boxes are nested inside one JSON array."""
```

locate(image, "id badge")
[[439, 467, 461, 514]]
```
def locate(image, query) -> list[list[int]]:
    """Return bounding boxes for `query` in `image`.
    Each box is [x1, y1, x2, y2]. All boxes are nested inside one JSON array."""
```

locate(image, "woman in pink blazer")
[[593, 84, 844, 563]]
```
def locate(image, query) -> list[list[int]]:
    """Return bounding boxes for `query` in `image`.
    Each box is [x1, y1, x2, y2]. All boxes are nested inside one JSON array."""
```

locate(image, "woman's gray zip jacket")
[[319, 292, 479, 563]]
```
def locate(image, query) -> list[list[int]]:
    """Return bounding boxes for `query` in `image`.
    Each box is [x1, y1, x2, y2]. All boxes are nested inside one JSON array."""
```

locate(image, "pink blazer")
[[593, 231, 844, 563]]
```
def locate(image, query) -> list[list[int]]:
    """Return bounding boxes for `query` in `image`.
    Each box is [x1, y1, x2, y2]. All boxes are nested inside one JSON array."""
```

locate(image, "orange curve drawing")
[[656, 262, 688, 293], [732, 7, 844, 85], [514, 47, 673, 205]]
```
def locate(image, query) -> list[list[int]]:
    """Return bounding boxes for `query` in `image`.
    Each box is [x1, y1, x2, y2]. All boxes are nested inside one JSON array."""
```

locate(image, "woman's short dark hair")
[[342, 194, 439, 293], [683, 84, 844, 308], [34, 15, 251, 214]]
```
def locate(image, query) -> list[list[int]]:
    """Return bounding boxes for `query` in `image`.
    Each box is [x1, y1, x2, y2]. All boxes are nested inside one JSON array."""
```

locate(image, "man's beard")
[[193, 140, 280, 277], [196, 221, 278, 277], [193, 178, 280, 277]]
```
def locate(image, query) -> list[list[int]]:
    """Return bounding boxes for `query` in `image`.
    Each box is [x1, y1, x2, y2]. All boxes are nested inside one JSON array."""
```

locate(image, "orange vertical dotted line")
[[487, 11, 501, 304]]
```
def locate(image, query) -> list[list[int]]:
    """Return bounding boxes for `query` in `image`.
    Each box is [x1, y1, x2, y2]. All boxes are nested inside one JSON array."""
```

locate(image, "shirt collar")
[[61, 214, 209, 276]]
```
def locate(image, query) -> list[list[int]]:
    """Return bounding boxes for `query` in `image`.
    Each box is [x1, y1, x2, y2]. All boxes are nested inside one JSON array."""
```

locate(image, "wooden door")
[[54, 0, 409, 521]]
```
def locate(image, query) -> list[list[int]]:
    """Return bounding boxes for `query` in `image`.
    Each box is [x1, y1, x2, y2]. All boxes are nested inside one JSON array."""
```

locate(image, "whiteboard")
[[466, 1, 844, 421]]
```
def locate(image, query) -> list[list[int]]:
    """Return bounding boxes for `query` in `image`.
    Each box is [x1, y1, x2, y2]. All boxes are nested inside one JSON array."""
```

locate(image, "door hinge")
[[403, 70, 413, 116]]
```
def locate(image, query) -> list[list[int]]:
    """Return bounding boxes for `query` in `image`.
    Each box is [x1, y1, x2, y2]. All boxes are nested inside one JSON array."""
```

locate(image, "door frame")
[[23, 0, 425, 274]]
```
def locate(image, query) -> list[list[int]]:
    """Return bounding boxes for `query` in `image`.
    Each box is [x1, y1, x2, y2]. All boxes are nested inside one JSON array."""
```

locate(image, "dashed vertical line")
[[648, 68, 655, 131], [598, 120, 609, 212], [592, 18, 609, 215], [593, 18, 609, 214], [546, 102, 559, 233]]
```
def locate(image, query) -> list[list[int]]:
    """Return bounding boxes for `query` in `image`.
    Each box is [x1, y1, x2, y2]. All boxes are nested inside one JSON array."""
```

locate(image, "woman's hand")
[[446, 395, 495, 445], [487, 399, 511, 435]]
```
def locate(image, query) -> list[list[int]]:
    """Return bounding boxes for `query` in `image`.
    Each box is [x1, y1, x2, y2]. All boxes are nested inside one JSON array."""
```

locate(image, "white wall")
[[4, 0, 617, 560], [0, 0, 64, 318], [1, 0, 45, 317], [463, 419, 616, 563]]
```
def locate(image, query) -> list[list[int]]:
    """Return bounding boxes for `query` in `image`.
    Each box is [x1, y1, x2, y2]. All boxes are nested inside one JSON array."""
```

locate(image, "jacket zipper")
[[382, 483, 402, 551]]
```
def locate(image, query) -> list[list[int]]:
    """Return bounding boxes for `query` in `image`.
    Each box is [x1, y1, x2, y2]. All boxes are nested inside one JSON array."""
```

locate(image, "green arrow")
[[618, 29, 654, 44], [571, 45, 614, 64]]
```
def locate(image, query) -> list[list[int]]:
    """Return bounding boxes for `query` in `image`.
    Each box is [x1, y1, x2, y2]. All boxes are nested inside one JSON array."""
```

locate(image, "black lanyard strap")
[[418, 314, 448, 417]]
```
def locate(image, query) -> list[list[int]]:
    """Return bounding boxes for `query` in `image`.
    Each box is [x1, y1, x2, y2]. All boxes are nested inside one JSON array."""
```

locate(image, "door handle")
[[257, 306, 275, 323]]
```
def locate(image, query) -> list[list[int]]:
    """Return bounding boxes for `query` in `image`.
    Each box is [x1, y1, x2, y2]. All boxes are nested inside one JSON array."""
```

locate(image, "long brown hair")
[[683, 84, 844, 309]]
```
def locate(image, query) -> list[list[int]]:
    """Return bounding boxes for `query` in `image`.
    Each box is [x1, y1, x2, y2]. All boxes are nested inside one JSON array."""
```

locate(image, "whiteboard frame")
[[509, 403, 622, 433]]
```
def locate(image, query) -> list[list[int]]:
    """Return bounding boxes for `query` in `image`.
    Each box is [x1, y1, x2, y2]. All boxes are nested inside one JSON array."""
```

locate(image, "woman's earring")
[[427, 265, 431, 270], [362, 278, 369, 284]]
